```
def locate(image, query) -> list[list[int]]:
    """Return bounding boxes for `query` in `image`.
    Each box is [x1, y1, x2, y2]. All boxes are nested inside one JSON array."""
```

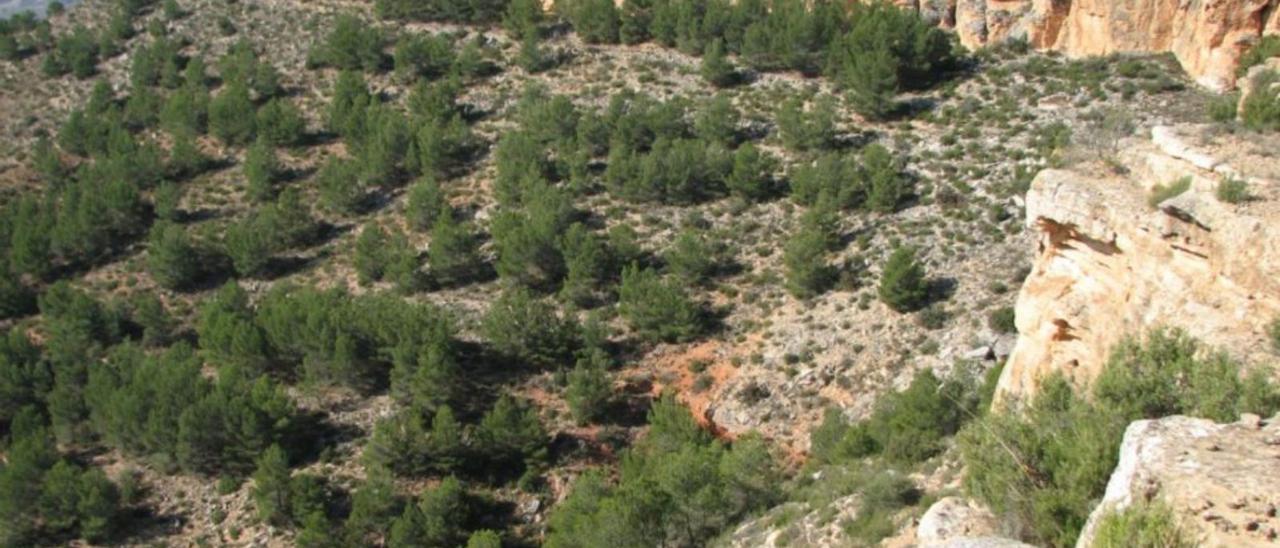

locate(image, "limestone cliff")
[[934, 0, 1279, 90], [997, 124, 1280, 402]]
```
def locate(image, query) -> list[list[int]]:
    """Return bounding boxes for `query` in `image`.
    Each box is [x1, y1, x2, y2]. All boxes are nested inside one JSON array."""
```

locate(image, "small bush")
[[1240, 71, 1280, 132], [1268, 317, 1280, 354], [1215, 177, 1249, 204], [1147, 176, 1191, 208], [988, 306, 1016, 334], [1093, 502, 1197, 548]]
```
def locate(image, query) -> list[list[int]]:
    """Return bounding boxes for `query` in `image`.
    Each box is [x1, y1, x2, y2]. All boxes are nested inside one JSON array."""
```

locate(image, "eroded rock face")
[[996, 124, 1280, 402], [1075, 414, 1280, 547], [921, 0, 1279, 90], [1028, 0, 1278, 90]]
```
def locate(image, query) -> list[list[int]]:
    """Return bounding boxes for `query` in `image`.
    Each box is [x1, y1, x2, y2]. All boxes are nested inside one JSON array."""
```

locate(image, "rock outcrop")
[[917, 497, 1007, 545], [921, 0, 1279, 90], [1075, 414, 1280, 547], [997, 124, 1280, 402]]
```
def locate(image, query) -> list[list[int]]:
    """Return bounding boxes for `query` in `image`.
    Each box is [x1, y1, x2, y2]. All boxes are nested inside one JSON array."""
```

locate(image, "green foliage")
[[503, 0, 542, 39], [312, 14, 385, 72], [828, 1, 956, 117], [475, 394, 548, 471], [252, 444, 292, 525], [209, 80, 257, 145], [393, 33, 454, 82], [1206, 92, 1238, 123], [790, 152, 863, 209], [388, 476, 469, 547], [701, 38, 736, 87], [1093, 502, 1197, 548], [694, 93, 740, 146], [491, 182, 574, 289], [1236, 35, 1280, 77], [960, 329, 1280, 547], [167, 129, 207, 180], [426, 210, 482, 286], [146, 221, 201, 290], [466, 529, 504, 548], [317, 157, 367, 214], [776, 95, 836, 151], [482, 287, 580, 369], [726, 142, 776, 201], [663, 226, 720, 286], [1240, 70, 1280, 132], [988, 306, 1016, 334], [328, 70, 372, 138], [244, 137, 280, 202], [878, 247, 928, 313], [1147, 176, 1192, 208], [784, 222, 832, 298], [565, 0, 621, 44], [565, 353, 611, 425], [1215, 176, 1249, 204], [405, 177, 446, 231], [545, 394, 779, 548], [559, 223, 611, 307], [618, 264, 701, 343], [160, 84, 209, 135], [44, 26, 99, 78], [862, 143, 907, 213], [256, 99, 306, 147], [375, 0, 509, 24], [811, 367, 979, 465], [1269, 317, 1280, 354]]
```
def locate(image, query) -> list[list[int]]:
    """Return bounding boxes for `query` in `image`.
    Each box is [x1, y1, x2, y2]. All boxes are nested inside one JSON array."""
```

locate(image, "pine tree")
[[878, 247, 927, 312], [427, 210, 481, 286], [726, 142, 774, 201], [570, 0, 621, 44], [663, 226, 718, 285], [252, 444, 292, 525], [244, 137, 279, 202], [209, 80, 257, 145], [167, 129, 207, 180], [503, 0, 543, 39], [842, 44, 898, 120], [147, 221, 200, 290], [476, 395, 547, 469], [482, 288, 579, 369], [256, 98, 305, 147], [784, 224, 832, 298], [862, 143, 906, 213], [618, 264, 701, 343], [700, 38, 736, 87], [343, 467, 399, 545], [75, 468, 120, 543], [694, 94, 739, 146], [405, 177, 446, 231], [354, 222, 390, 286], [466, 530, 503, 548], [225, 214, 275, 278], [565, 354, 611, 425], [559, 223, 610, 307]]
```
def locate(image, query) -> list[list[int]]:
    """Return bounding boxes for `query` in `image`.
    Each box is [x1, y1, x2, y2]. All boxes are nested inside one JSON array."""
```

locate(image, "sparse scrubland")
[[0, 0, 1274, 546]]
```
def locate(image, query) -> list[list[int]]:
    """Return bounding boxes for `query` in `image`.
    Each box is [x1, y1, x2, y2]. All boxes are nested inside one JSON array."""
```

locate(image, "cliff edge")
[[997, 124, 1280, 402]]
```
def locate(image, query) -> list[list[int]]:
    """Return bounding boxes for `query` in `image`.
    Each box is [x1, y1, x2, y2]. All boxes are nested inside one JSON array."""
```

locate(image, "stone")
[[1075, 414, 1280, 547], [918, 497, 1001, 543]]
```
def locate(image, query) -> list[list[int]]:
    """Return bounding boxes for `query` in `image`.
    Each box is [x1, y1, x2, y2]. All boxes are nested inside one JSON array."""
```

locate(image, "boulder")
[[1076, 414, 1280, 547], [918, 497, 1002, 543]]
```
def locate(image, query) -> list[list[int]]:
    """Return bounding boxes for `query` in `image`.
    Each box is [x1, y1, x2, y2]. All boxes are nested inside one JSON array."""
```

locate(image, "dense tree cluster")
[[376, 0, 511, 24], [0, 416, 123, 545], [557, 0, 959, 116], [545, 394, 780, 547], [810, 368, 984, 465]]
